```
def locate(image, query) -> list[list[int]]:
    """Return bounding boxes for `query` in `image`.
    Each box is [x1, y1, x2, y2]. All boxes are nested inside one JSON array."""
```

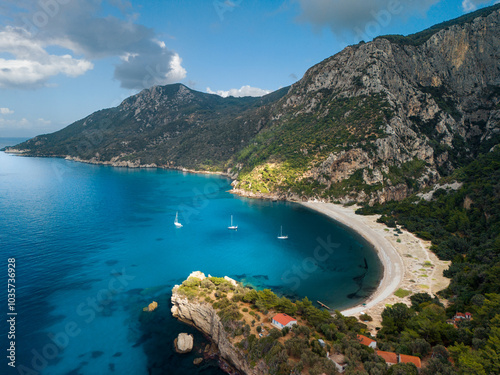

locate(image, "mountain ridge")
[[5, 5, 500, 204]]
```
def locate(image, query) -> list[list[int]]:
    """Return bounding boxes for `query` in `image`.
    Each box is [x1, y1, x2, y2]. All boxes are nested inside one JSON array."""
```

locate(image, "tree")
[[410, 292, 442, 311], [409, 338, 431, 356], [420, 358, 455, 375], [431, 345, 449, 361], [457, 351, 486, 375], [381, 303, 415, 333], [276, 296, 298, 316], [387, 363, 419, 375]]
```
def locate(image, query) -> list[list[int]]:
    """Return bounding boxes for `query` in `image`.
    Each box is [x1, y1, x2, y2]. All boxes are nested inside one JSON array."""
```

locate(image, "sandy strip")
[[300, 201, 451, 330]]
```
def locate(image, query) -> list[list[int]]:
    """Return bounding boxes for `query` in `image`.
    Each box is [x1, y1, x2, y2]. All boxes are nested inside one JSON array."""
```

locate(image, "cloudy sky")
[[0, 0, 498, 137]]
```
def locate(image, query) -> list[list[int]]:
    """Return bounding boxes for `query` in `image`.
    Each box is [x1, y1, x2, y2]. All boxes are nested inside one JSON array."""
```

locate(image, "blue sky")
[[0, 0, 498, 137]]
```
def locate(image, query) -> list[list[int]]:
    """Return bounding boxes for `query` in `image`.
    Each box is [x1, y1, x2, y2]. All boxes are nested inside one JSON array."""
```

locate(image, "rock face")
[[6, 6, 500, 204], [174, 333, 193, 354], [171, 275, 268, 375], [234, 6, 500, 204]]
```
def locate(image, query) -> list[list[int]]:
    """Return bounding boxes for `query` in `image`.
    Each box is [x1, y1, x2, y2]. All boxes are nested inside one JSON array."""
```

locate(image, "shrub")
[[360, 313, 373, 322], [394, 288, 412, 298]]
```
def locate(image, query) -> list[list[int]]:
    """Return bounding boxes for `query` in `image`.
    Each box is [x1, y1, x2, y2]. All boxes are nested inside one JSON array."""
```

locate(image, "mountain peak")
[[6, 8, 500, 204]]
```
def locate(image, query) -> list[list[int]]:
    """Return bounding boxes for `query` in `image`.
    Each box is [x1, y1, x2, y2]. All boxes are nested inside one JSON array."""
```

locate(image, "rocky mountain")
[[8, 83, 288, 171], [6, 5, 500, 204]]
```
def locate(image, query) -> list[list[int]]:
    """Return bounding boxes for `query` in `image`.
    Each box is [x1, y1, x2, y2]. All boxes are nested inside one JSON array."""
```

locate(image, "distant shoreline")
[[299, 201, 404, 316]]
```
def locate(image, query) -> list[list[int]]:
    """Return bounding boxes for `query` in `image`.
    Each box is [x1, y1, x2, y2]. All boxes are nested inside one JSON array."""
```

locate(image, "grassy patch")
[[394, 288, 412, 298]]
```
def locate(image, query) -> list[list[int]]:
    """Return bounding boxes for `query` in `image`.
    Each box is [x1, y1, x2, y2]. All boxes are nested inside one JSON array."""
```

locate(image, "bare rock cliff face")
[[236, 8, 499, 204], [171, 288, 268, 375]]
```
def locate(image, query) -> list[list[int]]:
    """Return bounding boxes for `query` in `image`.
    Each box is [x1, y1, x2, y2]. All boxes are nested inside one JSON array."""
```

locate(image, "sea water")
[[0, 138, 382, 375]]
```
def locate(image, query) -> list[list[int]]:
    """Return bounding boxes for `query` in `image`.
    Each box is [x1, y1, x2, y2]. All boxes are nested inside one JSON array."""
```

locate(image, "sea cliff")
[[170, 271, 343, 374], [171, 272, 269, 375]]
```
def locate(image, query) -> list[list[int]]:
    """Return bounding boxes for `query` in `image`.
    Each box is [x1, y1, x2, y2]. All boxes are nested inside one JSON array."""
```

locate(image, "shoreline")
[[2, 151, 234, 178], [300, 202, 403, 316], [300, 201, 451, 332], [4, 151, 450, 328]]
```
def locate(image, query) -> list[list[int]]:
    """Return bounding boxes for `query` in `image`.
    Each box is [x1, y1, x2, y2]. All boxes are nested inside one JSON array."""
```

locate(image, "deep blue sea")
[[0, 137, 382, 375]]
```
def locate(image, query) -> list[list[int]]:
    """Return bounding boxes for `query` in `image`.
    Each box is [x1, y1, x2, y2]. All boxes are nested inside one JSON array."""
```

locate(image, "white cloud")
[[0, 27, 93, 88], [0, 108, 14, 115], [206, 85, 271, 98], [164, 53, 187, 83], [1, 1, 185, 90], [114, 50, 187, 89], [0, 116, 60, 137], [0, 117, 30, 129], [295, 0, 440, 40], [462, 0, 497, 12], [37, 118, 51, 125]]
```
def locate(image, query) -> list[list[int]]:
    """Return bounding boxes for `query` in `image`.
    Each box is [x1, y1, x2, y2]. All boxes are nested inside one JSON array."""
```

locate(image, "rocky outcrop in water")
[[170, 272, 268, 375], [174, 333, 194, 354]]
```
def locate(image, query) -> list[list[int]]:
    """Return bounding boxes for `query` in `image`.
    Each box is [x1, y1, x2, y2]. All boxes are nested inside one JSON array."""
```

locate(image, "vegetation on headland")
[[236, 94, 392, 197], [174, 268, 498, 375], [357, 148, 500, 374]]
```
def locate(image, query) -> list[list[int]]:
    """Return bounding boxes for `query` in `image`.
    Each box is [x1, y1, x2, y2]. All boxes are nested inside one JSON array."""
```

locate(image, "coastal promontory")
[[171, 271, 371, 375]]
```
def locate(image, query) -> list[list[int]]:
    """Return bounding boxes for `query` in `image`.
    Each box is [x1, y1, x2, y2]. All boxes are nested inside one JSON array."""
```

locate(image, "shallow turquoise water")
[[0, 138, 382, 375]]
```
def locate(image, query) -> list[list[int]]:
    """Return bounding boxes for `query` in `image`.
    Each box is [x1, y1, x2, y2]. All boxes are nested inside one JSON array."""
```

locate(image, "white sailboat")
[[228, 215, 238, 230], [277, 226, 288, 240], [174, 211, 183, 228]]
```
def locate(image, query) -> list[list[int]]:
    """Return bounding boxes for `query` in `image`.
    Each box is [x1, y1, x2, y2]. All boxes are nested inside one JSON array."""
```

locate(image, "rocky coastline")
[[171, 272, 269, 375]]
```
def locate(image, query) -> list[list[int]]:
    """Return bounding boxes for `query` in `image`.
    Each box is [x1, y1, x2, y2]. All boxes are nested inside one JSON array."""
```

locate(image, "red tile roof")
[[376, 350, 398, 364], [357, 334, 376, 346], [399, 354, 422, 368], [272, 313, 296, 326]]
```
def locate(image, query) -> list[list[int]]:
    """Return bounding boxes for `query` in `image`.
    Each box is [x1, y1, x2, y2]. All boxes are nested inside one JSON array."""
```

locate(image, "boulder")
[[174, 333, 193, 354], [193, 358, 203, 365], [142, 301, 158, 312]]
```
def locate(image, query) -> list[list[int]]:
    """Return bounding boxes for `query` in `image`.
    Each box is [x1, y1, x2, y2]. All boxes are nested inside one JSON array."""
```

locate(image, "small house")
[[271, 313, 297, 329], [376, 350, 398, 366], [357, 334, 377, 349], [328, 353, 347, 373], [453, 312, 472, 320], [399, 354, 422, 369], [377, 350, 422, 369]]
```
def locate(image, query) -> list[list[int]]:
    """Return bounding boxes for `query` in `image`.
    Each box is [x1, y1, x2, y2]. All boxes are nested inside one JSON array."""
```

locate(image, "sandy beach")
[[300, 201, 451, 333]]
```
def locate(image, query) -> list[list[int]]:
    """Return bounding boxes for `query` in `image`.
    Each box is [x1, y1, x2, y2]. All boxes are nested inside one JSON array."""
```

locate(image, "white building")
[[271, 313, 297, 329], [328, 353, 347, 373]]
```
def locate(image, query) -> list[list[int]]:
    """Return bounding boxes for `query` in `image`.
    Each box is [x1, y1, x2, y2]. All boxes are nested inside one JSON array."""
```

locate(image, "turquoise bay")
[[0, 141, 382, 375]]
